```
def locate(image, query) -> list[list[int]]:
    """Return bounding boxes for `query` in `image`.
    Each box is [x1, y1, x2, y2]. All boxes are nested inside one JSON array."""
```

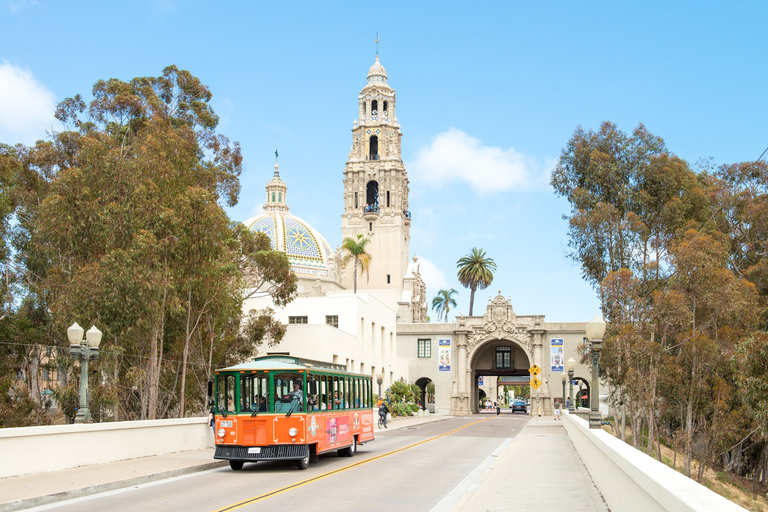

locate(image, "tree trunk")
[[147, 324, 160, 420], [180, 286, 192, 418], [468, 286, 476, 316], [353, 259, 358, 293]]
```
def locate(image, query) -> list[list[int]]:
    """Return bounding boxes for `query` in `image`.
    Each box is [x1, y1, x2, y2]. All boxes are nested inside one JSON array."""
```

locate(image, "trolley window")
[[216, 374, 236, 414], [240, 373, 268, 413], [273, 373, 305, 412]]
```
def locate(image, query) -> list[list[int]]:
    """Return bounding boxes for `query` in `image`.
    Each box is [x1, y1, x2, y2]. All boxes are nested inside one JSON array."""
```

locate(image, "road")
[[29, 413, 531, 512]]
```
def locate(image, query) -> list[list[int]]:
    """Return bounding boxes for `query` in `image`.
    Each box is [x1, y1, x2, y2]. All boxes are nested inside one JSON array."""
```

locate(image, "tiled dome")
[[243, 211, 334, 278], [367, 56, 388, 85]]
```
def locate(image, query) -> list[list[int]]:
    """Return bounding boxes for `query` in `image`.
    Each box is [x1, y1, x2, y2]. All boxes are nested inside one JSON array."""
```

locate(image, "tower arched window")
[[363, 102, 366, 115], [371, 100, 378, 114], [366, 180, 379, 211], [383, 101, 388, 113], [278, 192, 282, 202], [271, 192, 275, 202], [369, 135, 378, 160]]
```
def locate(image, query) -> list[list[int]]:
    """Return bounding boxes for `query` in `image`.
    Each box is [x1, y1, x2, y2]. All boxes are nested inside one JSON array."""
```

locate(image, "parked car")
[[511, 400, 527, 413]]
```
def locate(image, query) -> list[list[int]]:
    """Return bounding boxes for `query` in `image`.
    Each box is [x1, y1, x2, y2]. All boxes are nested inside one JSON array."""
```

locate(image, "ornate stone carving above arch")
[[466, 294, 533, 358]]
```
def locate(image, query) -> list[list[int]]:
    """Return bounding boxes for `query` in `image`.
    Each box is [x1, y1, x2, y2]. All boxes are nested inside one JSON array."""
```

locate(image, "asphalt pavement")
[[0, 412, 607, 512]]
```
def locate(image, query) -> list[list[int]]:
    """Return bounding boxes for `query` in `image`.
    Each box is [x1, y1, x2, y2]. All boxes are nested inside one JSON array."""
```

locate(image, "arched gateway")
[[399, 293, 591, 417], [450, 295, 552, 416]]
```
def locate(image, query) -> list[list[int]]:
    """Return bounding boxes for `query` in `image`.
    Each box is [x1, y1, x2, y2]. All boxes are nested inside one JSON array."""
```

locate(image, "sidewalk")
[[0, 413, 446, 512], [439, 416, 608, 512]]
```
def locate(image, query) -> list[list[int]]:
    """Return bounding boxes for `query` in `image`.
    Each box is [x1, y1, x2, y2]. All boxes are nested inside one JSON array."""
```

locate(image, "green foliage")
[[456, 247, 496, 316], [341, 234, 372, 293], [389, 402, 418, 417], [2, 66, 297, 423], [387, 381, 421, 404], [431, 288, 457, 322], [553, 120, 768, 483]]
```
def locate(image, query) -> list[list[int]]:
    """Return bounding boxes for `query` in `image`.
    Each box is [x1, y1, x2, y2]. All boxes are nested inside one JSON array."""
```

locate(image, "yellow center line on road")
[[212, 416, 493, 512]]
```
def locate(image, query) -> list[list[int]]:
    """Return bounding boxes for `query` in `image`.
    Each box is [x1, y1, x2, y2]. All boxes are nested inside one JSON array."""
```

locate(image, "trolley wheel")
[[339, 437, 357, 457], [229, 460, 244, 471], [295, 454, 309, 470]]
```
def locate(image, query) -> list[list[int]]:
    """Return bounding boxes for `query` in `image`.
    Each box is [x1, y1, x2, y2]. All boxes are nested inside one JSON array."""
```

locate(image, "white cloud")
[[0, 61, 57, 145], [410, 128, 551, 195], [6, 0, 38, 13], [413, 255, 449, 299]]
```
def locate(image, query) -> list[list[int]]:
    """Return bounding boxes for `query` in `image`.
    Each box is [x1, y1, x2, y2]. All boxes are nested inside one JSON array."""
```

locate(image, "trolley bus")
[[210, 355, 375, 470]]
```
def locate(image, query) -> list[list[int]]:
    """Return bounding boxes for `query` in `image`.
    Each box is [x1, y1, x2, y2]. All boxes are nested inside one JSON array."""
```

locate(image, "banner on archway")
[[551, 338, 564, 372], [438, 339, 451, 371]]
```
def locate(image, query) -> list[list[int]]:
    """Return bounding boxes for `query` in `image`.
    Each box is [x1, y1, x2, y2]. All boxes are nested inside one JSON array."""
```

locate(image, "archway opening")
[[369, 136, 379, 159], [470, 339, 532, 414], [414, 377, 434, 413], [570, 377, 590, 409]]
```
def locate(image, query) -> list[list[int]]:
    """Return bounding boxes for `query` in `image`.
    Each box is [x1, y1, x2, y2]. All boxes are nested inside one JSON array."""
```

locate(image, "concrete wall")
[[0, 417, 213, 479], [397, 323, 455, 415], [562, 411, 746, 512]]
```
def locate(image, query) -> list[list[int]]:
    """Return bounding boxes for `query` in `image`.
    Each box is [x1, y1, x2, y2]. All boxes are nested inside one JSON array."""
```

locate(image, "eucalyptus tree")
[[341, 234, 372, 294], [431, 288, 457, 322], [551, 122, 707, 302], [456, 248, 496, 316], [12, 66, 295, 421]]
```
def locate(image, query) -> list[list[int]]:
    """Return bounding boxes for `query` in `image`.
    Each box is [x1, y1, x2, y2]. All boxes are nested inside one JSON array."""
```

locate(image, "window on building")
[[495, 346, 512, 369], [278, 192, 282, 202], [387, 274, 390, 284], [383, 100, 388, 112], [42, 369, 48, 381], [354, 192, 358, 209], [326, 315, 339, 328], [271, 192, 275, 202], [418, 339, 431, 358], [387, 190, 390, 207], [369, 136, 379, 159], [288, 316, 308, 324], [371, 100, 378, 113]]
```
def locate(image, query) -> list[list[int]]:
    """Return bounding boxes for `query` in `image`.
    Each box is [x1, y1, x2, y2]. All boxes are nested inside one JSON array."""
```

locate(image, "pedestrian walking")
[[495, 402, 501, 416], [554, 403, 561, 420]]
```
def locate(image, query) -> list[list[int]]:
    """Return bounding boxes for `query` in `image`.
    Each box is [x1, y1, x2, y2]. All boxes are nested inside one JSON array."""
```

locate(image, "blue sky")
[[2, 1, 767, 322]]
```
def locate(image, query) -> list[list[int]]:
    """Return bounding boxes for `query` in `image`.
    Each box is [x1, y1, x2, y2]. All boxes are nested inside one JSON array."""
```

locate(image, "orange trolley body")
[[211, 356, 375, 470]]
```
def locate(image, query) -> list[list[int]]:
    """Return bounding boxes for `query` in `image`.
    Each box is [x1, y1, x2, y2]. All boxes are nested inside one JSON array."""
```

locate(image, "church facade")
[[242, 56, 594, 416]]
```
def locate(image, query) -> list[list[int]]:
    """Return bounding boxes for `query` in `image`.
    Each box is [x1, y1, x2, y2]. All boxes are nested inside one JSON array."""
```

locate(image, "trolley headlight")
[[217, 428, 226, 437], [288, 427, 298, 437]]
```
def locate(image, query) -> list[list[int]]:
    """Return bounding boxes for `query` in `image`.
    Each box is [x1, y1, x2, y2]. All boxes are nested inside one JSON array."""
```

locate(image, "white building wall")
[[244, 290, 408, 391]]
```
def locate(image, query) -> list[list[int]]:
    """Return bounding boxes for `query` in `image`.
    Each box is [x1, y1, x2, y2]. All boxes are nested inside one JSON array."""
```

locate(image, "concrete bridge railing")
[[0, 417, 212, 479], [562, 411, 745, 512]]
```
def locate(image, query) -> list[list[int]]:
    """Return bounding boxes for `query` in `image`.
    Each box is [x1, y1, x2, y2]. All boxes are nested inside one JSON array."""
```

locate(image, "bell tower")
[[341, 56, 411, 291]]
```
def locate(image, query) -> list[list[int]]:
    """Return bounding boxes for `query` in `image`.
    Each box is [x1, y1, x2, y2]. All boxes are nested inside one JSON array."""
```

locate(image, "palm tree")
[[456, 247, 497, 316], [431, 288, 458, 322], [341, 234, 372, 293]]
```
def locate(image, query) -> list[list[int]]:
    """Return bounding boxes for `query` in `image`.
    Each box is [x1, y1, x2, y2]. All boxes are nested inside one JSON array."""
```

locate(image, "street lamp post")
[[586, 314, 606, 429], [376, 374, 383, 399], [68, 322, 102, 424], [566, 357, 576, 413], [561, 372, 567, 407]]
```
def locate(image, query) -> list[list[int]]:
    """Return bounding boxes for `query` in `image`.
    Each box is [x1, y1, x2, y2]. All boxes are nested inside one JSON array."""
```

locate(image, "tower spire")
[[265, 154, 288, 212]]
